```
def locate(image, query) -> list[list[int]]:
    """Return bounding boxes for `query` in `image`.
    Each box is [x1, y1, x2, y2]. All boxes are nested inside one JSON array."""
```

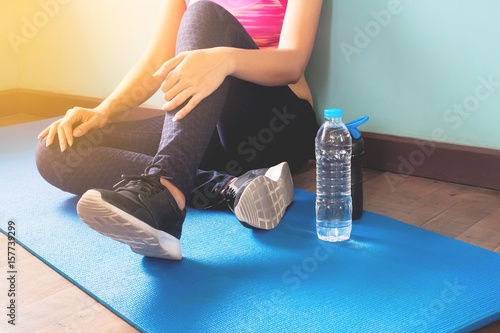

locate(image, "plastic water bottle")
[[315, 108, 352, 242]]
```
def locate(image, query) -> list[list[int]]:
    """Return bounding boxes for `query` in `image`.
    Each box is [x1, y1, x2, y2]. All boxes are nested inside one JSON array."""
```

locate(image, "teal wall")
[[307, 0, 500, 150]]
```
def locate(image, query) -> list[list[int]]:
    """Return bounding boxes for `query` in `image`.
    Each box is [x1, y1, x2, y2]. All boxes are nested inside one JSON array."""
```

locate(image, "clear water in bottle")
[[316, 108, 353, 242]]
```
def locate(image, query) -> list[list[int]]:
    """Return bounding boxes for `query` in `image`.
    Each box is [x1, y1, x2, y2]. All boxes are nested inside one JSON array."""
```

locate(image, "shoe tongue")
[[115, 178, 156, 203], [250, 169, 265, 177], [250, 167, 268, 177]]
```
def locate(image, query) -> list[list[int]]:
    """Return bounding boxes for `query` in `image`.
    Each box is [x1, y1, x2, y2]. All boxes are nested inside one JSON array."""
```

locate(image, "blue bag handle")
[[346, 116, 369, 139]]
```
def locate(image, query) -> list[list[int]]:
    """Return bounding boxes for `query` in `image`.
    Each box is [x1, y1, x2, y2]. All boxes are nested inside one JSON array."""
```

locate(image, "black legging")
[[35, 1, 319, 208]]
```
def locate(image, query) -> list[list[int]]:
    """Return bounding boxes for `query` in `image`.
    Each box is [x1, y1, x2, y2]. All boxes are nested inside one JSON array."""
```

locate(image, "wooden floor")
[[0, 116, 499, 332], [294, 162, 500, 254]]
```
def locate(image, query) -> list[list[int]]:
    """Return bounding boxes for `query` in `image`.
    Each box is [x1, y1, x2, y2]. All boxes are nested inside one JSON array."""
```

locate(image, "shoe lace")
[[224, 183, 237, 211], [113, 164, 167, 197], [224, 185, 237, 201]]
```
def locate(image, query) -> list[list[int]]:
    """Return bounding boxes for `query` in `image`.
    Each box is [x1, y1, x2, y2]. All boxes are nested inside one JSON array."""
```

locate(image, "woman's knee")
[[35, 138, 57, 178], [178, 1, 256, 51], [183, 0, 228, 23], [35, 138, 77, 194]]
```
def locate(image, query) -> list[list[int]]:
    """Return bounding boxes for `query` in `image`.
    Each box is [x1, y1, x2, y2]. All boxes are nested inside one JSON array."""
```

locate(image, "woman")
[[36, 0, 322, 260]]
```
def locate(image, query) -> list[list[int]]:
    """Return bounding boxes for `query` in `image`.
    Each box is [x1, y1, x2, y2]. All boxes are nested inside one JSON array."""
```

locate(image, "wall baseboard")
[[2, 89, 499, 190], [363, 132, 500, 191], [0, 89, 164, 120], [0, 89, 101, 118]]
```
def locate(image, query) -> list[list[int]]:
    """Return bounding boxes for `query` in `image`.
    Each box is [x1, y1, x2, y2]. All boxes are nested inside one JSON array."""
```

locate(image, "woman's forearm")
[[96, 59, 163, 119], [226, 48, 307, 86], [95, 0, 186, 119], [226, 0, 321, 87]]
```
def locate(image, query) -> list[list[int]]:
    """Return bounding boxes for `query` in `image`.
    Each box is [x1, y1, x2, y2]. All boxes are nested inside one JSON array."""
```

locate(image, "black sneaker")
[[76, 165, 186, 260], [225, 162, 294, 230]]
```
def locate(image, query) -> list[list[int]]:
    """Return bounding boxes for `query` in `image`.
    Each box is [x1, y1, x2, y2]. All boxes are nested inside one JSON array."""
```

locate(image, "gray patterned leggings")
[[35, 1, 319, 208]]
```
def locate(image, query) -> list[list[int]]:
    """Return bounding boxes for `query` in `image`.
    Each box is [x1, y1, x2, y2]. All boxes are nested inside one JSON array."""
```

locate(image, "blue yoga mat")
[[1, 119, 499, 333]]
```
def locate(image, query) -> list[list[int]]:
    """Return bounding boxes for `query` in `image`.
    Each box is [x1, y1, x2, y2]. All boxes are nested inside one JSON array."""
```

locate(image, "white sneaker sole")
[[234, 162, 294, 230], [77, 190, 182, 260]]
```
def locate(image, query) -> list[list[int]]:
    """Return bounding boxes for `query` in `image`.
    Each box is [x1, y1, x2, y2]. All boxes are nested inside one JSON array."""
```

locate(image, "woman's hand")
[[153, 47, 232, 121], [38, 107, 110, 152]]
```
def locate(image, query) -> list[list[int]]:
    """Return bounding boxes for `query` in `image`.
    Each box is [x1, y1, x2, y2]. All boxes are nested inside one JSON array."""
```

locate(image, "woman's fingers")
[[38, 125, 51, 140], [161, 84, 193, 111], [72, 118, 98, 138], [160, 71, 181, 99], [58, 114, 79, 152], [63, 122, 74, 148], [172, 95, 202, 121], [57, 123, 68, 152], [38, 107, 108, 152], [156, 50, 228, 120], [45, 121, 60, 147], [154, 54, 185, 83], [153, 62, 170, 79]]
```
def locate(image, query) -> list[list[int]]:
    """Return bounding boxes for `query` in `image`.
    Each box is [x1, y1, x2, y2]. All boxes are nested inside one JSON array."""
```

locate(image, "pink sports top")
[[185, 0, 287, 49]]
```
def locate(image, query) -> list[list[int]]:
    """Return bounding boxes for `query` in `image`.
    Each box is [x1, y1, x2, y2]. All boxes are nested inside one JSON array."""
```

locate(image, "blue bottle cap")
[[324, 108, 342, 118]]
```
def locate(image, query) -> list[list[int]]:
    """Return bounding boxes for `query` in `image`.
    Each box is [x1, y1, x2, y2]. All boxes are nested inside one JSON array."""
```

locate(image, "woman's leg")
[[35, 116, 164, 196], [160, 1, 319, 207], [74, 1, 318, 258], [146, 0, 263, 198], [189, 86, 319, 210]]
